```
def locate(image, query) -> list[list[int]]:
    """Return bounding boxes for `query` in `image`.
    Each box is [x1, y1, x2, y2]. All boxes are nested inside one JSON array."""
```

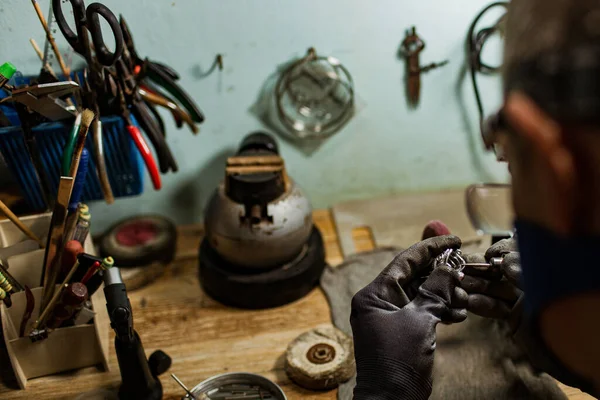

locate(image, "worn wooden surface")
[[331, 189, 491, 260], [0, 210, 342, 400], [0, 208, 592, 399]]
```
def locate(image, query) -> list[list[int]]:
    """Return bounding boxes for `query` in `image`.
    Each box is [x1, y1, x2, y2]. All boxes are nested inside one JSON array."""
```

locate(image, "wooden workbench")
[[0, 209, 592, 399]]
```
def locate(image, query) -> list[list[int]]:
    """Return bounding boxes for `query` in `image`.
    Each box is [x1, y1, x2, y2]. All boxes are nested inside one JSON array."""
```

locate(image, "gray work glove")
[[461, 238, 523, 328], [350, 235, 468, 400], [461, 238, 591, 393]]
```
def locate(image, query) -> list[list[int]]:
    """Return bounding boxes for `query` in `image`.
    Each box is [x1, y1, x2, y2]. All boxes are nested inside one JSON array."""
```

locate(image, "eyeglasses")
[[481, 108, 509, 162]]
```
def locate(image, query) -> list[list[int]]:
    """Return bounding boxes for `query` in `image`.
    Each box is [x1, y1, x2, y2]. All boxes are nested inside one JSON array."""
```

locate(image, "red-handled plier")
[[126, 123, 161, 190], [117, 89, 161, 190]]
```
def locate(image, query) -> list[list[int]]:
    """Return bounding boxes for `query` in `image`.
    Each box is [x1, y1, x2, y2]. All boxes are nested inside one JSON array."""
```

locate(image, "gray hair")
[[503, 0, 600, 77]]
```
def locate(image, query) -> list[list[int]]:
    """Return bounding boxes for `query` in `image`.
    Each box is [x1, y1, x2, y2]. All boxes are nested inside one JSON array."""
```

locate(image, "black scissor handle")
[[52, 0, 123, 67], [53, 0, 87, 56], [86, 3, 124, 66]]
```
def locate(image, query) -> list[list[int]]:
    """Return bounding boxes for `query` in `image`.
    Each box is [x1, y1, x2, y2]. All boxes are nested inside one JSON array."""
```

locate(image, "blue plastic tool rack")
[[0, 74, 144, 211]]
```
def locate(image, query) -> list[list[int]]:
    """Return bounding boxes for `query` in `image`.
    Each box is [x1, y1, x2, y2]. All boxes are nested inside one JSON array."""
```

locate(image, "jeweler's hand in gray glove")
[[350, 235, 467, 400], [460, 238, 523, 326], [461, 238, 591, 391]]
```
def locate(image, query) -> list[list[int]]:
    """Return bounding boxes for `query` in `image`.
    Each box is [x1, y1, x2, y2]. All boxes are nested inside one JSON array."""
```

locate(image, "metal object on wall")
[[275, 48, 354, 141], [173, 372, 287, 400], [400, 27, 448, 107]]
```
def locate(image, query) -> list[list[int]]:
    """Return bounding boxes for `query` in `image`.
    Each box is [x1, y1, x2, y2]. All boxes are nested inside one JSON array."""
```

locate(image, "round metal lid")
[[182, 372, 287, 400]]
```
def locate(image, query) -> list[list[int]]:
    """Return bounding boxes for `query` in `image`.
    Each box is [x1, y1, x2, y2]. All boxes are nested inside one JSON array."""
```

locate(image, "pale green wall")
[[0, 0, 508, 233]]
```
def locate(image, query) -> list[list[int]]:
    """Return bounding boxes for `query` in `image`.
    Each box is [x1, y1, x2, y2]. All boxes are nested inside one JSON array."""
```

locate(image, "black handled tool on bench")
[[104, 267, 171, 400]]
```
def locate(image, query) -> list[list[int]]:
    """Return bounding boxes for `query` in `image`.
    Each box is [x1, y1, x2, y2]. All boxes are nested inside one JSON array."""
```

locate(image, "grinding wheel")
[[198, 227, 325, 309], [285, 324, 355, 390], [99, 215, 177, 290]]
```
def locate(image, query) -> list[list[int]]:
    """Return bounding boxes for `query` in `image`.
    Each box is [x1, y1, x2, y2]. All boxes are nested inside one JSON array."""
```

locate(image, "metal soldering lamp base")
[[198, 226, 326, 309]]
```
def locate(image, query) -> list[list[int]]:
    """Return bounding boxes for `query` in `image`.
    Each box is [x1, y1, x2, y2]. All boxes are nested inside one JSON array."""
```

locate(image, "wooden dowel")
[[0, 200, 44, 248], [30, 0, 70, 77], [29, 38, 58, 80]]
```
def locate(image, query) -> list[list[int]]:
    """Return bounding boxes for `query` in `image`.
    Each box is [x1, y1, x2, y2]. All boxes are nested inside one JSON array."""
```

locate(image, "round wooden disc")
[[285, 324, 355, 390]]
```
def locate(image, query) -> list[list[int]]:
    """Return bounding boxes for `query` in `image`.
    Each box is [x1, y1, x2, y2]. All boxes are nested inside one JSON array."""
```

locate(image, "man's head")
[[500, 1, 600, 387], [500, 0, 600, 236]]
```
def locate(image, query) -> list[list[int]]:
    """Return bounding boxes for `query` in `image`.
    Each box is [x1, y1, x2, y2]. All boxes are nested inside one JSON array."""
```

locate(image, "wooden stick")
[[29, 38, 58, 80], [0, 200, 44, 248], [30, 0, 70, 77]]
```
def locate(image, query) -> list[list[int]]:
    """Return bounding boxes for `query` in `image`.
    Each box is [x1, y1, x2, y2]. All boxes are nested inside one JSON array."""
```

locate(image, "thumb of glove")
[[409, 267, 462, 322]]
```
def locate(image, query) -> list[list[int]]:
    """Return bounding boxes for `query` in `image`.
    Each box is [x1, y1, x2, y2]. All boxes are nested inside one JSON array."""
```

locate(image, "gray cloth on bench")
[[320, 247, 567, 400]]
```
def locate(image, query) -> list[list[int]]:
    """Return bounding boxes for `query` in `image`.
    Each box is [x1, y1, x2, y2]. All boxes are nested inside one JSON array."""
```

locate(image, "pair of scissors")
[[53, 0, 123, 69], [53, 0, 122, 203]]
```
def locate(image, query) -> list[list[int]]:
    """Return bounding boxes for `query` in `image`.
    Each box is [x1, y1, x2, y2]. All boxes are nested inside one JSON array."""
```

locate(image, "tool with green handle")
[[0, 62, 16, 88]]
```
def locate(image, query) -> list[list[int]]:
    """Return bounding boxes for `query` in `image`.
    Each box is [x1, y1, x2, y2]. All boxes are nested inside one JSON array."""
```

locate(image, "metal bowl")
[[204, 181, 313, 270], [187, 372, 287, 400]]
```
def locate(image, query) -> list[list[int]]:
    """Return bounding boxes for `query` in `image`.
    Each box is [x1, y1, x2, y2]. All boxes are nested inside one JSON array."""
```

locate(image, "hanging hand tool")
[[144, 102, 167, 134], [52, 0, 123, 200], [52, 0, 124, 124], [138, 87, 198, 134], [115, 59, 178, 174], [120, 16, 205, 124], [52, 0, 123, 71], [2, 81, 79, 120], [80, 70, 115, 203], [116, 85, 162, 190], [0, 200, 45, 247], [400, 26, 448, 107], [52, 0, 124, 204]]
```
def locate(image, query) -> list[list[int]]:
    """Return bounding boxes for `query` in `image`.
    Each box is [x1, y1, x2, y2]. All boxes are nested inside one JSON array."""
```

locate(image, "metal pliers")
[[1, 81, 79, 121], [78, 71, 115, 203], [116, 83, 162, 190], [115, 59, 178, 174], [120, 16, 205, 124]]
